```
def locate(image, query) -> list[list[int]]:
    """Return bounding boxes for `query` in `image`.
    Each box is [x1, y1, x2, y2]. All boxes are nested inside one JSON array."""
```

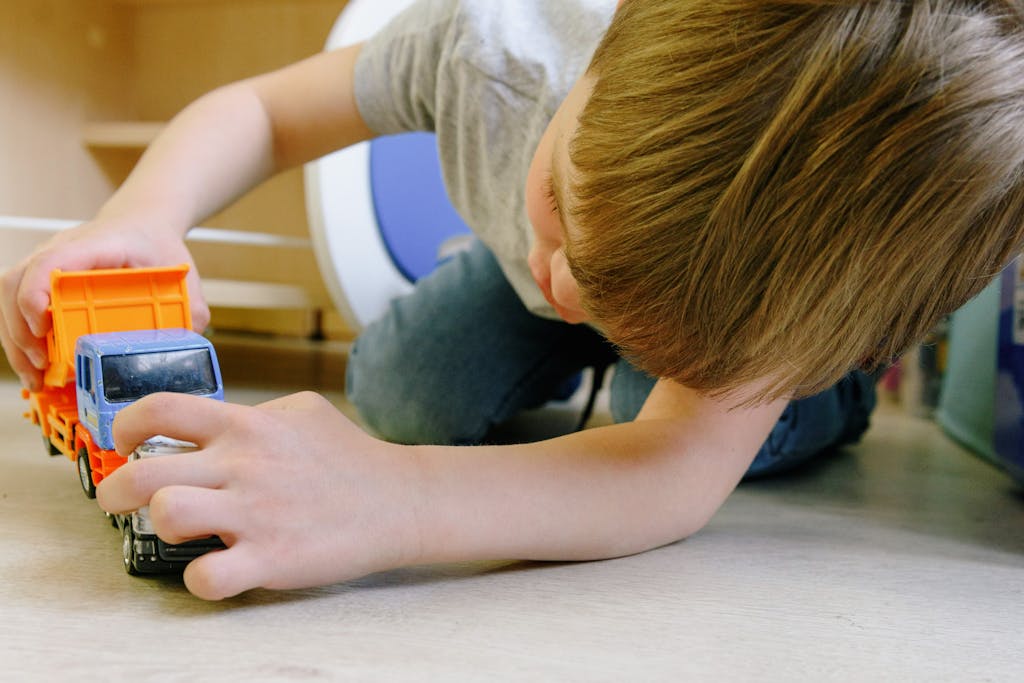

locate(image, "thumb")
[[185, 266, 211, 333], [183, 544, 265, 600]]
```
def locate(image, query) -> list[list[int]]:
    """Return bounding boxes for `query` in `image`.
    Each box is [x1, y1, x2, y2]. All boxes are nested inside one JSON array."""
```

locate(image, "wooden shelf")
[[81, 121, 165, 149]]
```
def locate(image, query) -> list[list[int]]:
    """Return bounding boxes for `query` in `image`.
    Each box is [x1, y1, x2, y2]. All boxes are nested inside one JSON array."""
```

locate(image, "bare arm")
[[411, 379, 786, 563], [99, 43, 375, 233], [98, 379, 785, 599]]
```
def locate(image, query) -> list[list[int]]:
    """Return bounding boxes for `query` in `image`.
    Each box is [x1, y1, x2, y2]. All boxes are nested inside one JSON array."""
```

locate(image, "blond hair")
[[568, 0, 1024, 403]]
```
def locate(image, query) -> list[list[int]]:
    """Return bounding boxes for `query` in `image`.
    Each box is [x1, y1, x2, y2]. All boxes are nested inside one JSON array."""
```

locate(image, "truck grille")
[[157, 536, 226, 562]]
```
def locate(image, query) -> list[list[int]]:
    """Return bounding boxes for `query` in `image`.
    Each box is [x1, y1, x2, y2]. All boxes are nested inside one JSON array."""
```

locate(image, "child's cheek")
[[549, 249, 587, 324]]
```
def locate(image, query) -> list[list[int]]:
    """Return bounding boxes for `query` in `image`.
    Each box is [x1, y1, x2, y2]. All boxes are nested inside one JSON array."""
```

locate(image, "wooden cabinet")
[[0, 0, 352, 339]]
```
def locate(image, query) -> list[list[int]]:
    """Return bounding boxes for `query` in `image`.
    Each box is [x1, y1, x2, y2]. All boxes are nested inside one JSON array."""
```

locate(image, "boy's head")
[[526, 0, 1024, 403]]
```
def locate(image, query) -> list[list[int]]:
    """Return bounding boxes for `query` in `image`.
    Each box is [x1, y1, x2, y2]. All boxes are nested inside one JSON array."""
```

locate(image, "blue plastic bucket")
[[994, 258, 1024, 482]]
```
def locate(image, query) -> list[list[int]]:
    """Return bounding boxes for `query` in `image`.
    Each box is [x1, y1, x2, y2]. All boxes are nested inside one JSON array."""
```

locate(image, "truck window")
[[83, 357, 94, 398], [100, 348, 218, 404]]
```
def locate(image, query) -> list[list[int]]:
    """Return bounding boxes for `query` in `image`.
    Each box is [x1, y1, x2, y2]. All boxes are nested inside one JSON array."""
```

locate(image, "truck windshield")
[[101, 348, 218, 403]]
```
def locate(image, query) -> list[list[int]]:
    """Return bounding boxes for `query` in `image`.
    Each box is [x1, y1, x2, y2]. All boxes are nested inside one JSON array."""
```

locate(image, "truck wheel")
[[43, 436, 60, 457], [122, 523, 139, 576], [77, 449, 97, 499]]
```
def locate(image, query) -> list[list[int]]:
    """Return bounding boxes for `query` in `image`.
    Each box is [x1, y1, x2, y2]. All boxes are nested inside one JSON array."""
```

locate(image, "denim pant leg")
[[610, 361, 877, 478], [346, 240, 614, 445]]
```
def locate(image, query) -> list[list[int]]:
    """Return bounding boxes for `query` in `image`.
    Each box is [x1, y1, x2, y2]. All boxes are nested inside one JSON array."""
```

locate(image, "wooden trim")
[[81, 122, 165, 149], [0, 215, 312, 249], [202, 279, 313, 310], [0, 215, 316, 311]]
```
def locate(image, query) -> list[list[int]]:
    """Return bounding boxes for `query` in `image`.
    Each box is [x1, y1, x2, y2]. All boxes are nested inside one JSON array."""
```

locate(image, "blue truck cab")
[[74, 328, 225, 450]]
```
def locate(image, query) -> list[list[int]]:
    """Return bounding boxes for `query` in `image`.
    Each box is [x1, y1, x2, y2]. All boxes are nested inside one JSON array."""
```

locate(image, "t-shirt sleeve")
[[352, 0, 460, 135]]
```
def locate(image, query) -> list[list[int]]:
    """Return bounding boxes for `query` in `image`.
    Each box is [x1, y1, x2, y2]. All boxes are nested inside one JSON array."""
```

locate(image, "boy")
[[2, 0, 1022, 600]]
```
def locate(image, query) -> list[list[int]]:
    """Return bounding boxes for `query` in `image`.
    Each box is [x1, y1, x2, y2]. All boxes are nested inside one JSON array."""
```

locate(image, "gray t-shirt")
[[353, 0, 615, 319]]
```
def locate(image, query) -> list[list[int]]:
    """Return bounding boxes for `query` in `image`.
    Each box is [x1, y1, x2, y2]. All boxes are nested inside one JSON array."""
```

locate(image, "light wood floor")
[[2, 337, 1022, 681]]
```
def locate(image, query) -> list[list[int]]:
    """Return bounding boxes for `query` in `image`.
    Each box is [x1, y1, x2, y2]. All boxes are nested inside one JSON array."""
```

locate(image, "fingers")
[[1, 231, 131, 387], [136, 485, 265, 600], [0, 218, 206, 391], [97, 451, 227, 514], [112, 392, 241, 455], [11, 259, 56, 341], [184, 543, 266, 601], [103, 393, 248, 511], [0, 266, 48, 389], [0, 321, 43, 391], [17, 240, 130, 337], [148, 485, 240, 544], [184, 264, 211, 333]]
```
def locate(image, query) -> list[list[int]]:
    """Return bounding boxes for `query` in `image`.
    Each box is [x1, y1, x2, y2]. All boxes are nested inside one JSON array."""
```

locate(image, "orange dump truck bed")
[[43, 265, 193, 389]]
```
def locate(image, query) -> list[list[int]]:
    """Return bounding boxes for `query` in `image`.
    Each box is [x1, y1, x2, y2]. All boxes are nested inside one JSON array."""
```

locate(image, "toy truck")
[[22, 265, 226, 572], [23, 264, 224, 495], [117, 437, 225, 575]]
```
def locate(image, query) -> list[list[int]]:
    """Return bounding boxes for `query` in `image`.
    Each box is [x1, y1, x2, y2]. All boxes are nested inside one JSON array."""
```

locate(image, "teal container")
[[936, 276, 1001, 463]]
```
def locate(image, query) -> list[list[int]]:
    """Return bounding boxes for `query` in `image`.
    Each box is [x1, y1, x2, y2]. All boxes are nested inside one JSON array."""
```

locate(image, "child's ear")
[[551, 249, 590, 324]]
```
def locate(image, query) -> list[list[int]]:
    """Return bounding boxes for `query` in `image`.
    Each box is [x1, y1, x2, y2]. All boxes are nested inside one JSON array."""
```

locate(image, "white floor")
[[2, 340, 1022, 681]]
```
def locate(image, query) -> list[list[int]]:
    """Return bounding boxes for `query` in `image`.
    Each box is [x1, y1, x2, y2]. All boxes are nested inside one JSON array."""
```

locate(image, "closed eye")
[[542, 173, 560, 215]]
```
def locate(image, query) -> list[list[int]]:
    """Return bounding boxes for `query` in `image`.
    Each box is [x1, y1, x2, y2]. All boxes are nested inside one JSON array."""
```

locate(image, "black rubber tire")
[[77, 449, 97, 499], [122, 522, 139, 576], [43, 435, 60, 457]]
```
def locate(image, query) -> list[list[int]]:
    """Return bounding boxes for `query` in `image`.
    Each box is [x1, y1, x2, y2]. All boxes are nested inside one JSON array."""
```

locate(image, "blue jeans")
[[347, 241, 876, 478]]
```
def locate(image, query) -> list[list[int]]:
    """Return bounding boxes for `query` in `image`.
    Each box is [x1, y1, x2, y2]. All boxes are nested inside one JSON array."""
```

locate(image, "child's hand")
[[97, 391, 425, 600], [0, 216, 207, 391]]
